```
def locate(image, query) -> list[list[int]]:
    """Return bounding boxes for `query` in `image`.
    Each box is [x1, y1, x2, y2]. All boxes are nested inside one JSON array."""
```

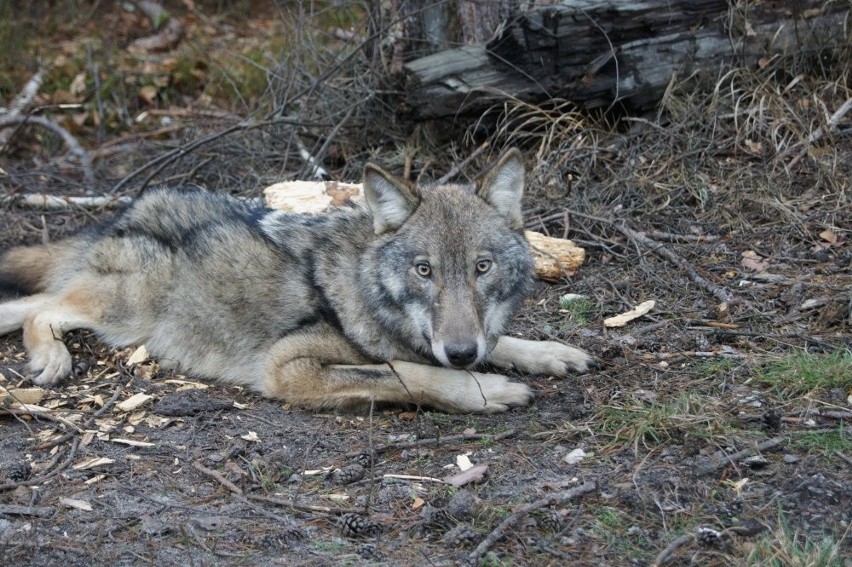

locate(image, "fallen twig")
[[1, 69, 44, 117], [193, 459, 243, 495], [0, 437, 81, 493], [1, 193, 132, 210], [616, 223, 736, 304], [247, 493, 363, 516], [0, 408, 84, 433], [35, 383, 124, 451], [694, 437, 787, 476], [0, 114, 94, 184], [0, 504, 56, 518], [435, 141, 490, 185], [468, 480, 597, 565], [344, 428, 518, 459], [788, 97, 852, 167], [652, 533, 694, 567]]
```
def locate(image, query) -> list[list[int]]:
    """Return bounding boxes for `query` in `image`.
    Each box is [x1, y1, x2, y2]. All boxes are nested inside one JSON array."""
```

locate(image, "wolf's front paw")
[[465, 373, 533, 414], [533, 342, 597, 375], [28, 343, 73, 386]]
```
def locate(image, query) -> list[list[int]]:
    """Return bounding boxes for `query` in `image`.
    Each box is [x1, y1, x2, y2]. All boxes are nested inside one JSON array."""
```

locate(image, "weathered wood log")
[[401, 0, 849, 120]]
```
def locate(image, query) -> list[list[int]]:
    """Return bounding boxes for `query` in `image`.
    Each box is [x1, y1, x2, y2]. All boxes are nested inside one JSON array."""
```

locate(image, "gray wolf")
[[0, 149, 594, 413]]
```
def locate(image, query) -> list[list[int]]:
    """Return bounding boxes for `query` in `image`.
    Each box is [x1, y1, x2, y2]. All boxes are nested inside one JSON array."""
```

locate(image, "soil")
[[1, 3, 850, 566]]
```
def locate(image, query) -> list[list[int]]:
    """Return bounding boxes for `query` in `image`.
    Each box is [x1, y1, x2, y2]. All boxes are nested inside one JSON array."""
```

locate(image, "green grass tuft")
[[758, 351, 851, 398]]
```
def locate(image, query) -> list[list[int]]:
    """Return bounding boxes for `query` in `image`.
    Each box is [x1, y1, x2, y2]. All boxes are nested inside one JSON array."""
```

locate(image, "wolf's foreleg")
[[488, 336, 596, 375], [263, 331, 532, 413]]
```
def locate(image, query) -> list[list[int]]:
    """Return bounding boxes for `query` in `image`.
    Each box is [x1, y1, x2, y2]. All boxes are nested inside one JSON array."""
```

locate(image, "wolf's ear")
[[477, 148, 525, 230], [363, 164, 421, 234]]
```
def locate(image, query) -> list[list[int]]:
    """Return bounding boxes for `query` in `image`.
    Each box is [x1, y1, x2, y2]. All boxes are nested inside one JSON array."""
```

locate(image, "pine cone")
[[443, 523, 477, 548], [338, 513, 382, 538], [3, 462, 32, 483], [330, 464, 366, 485]]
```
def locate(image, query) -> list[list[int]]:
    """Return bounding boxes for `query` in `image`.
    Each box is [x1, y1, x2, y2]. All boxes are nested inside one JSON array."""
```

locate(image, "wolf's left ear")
[[477, 148, 525, 230], [363, 164, 421, 234]]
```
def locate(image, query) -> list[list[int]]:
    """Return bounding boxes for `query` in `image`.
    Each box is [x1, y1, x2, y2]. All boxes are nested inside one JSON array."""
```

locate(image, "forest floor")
[[0, 2, 849, 566]]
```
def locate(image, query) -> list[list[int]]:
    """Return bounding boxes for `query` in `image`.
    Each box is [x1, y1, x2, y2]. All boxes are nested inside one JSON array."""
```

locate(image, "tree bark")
[[401, 0, 850, 121]]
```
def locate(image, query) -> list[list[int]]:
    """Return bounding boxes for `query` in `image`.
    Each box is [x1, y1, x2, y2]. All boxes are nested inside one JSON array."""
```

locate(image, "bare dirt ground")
[[1, 3, 850, 566]]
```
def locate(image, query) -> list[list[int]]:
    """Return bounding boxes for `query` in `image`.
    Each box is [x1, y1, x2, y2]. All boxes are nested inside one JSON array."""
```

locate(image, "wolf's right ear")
[[363, 164, 421, 234]]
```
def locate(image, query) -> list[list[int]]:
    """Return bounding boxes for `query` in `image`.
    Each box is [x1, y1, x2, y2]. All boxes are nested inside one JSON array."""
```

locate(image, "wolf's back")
[[0, 240, 80, 294]]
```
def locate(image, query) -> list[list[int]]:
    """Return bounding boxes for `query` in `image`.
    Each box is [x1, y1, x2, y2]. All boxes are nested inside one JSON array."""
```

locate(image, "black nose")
[[444, 342, 479, 367]]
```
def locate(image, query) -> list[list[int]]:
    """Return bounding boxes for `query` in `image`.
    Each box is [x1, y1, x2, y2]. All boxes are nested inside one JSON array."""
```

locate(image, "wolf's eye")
[[415, 262, 432, 278], [475, 259, 492, 274]]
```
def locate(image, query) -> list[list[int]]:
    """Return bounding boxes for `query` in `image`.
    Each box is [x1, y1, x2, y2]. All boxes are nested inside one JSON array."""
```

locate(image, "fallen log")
[[401, 0, 849, 120]]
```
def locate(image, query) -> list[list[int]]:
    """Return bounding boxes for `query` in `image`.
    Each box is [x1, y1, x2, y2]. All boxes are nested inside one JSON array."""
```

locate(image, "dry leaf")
[[138, 85, 159, 106], [740, 250, 770, 272], [603, 300, 656, 328], [744, 139, 763, 155], [819, 229, 840, 246]]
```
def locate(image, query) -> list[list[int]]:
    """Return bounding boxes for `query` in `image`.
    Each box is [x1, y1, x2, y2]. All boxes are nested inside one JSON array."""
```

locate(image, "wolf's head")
[[362, 149, 533, 369]]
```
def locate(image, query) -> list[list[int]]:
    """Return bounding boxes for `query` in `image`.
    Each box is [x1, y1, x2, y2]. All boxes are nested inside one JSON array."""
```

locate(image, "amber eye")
[[415, 262, 432, 278], [475, 259, 492, 274]]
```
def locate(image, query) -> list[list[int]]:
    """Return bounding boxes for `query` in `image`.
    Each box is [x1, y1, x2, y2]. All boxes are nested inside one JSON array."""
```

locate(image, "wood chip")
[[0, 387, 47, 406], [126, 345, 150, 366], [110, 438, 156, 447], [117, 393, 153, 412], [59, 497, 93, 511], [456, 453, 474, 472], [73, 457, 116, 470], [604, 300, 656, 327]]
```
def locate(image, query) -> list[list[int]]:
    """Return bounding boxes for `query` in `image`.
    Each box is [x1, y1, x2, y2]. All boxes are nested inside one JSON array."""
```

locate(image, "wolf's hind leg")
[[263, 331, 533, 413], [19, 290, 102, 385], [488, 336, 597, 375]]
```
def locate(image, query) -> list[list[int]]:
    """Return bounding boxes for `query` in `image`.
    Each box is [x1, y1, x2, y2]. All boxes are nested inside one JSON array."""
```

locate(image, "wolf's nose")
[[444, 342, 478, 367]]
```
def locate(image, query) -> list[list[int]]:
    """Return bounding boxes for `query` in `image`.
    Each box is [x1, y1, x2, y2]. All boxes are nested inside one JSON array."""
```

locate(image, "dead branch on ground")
[[468, 480, 597, 566], [0, 114, 95, 184], [694, 436, 787, 477]]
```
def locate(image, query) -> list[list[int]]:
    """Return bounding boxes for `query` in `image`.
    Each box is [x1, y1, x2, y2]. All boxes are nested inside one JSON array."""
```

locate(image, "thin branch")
[[616, 223, 737, 304], [468, 480, 597, 565], [435, 141, 490, 185], [0, 114, 94, 184], [694, 436, 787, 476], [1, 193, 132, 210], [1, 69, 44, 117], [344, 428, 518, 459]]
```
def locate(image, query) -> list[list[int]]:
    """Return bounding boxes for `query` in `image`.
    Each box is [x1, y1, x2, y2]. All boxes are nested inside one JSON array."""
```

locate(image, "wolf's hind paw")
[[28, 345, 73, 386]]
